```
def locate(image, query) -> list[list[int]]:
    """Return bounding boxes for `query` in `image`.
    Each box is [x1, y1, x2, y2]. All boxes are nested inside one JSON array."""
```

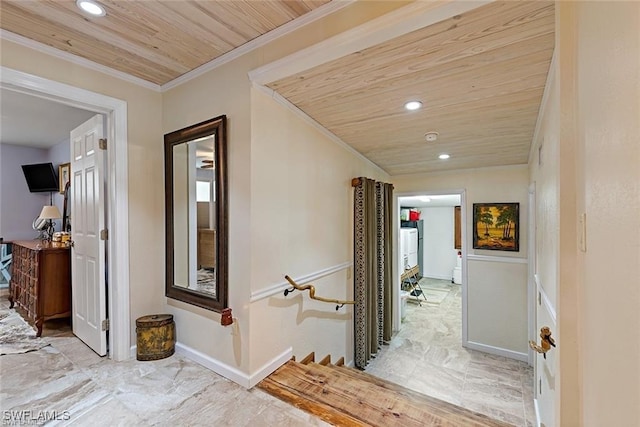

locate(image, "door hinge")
[[100, 229, 108, 240], [99, 138, 107, 150], [101, 319, 110, 331]]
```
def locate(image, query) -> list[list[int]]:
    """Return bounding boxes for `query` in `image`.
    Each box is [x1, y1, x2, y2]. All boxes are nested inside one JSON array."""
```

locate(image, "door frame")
[[528, 182, 537, 366], [1, 66, 131, 361], [393, 189, 467, 346]]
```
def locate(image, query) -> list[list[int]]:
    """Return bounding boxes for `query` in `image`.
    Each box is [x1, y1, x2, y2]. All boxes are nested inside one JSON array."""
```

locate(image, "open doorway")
[[1, 67, 130, 361], [363, 189, 535, 426], [395, 193, 464, 381]]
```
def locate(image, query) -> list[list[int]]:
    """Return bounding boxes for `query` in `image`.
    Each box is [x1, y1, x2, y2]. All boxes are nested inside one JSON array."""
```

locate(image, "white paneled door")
[[70, 115, 107, 356]]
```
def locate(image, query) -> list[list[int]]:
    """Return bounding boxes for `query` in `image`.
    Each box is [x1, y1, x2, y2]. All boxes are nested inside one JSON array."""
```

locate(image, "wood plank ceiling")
[[0, 1, 555, 175], [0, 0, 330, 85], [267, 1, 555, 175]]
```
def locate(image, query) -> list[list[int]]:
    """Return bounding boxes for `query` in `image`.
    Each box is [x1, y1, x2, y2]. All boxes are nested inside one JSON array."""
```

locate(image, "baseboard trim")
[[129, 345, 136, 359], [534, 398, 541, 427], [174, 342, 292, 389], [423, 274, 452, 281], [248, 347, 294, 388], [465, 341, 528, 362], [250, 261, 351, 303], [175, 342, 250, 388]]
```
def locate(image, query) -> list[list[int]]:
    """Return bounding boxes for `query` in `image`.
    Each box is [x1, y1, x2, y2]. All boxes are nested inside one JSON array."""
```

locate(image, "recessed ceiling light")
[[439, 154, 450, 160], [404, 101, 422, 111], [77, 0, 106, 16]]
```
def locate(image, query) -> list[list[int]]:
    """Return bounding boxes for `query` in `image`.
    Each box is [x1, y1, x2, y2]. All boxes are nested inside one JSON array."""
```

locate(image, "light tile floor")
[[1, 284, 534, 427], [364, 279, 535, 427], [0, 296, 328, 427]]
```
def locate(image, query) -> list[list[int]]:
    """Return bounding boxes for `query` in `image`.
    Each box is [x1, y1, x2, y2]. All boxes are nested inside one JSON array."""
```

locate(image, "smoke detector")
[[424, 131, 439, 142]]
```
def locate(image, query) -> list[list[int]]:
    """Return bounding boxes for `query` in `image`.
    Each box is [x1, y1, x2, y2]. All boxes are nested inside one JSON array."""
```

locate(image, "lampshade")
[[39, 205, 62, 220]]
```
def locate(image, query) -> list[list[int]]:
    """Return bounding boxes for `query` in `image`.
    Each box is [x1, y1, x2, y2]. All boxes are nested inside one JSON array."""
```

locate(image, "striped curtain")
[[353, 177, 393, 369]]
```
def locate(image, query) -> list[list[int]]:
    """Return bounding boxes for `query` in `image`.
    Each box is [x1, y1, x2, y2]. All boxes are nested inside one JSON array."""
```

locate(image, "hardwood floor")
[[259, 358, 512, 426]]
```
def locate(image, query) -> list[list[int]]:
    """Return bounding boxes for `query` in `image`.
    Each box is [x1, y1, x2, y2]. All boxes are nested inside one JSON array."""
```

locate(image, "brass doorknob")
[[529, 326, 556, 359]]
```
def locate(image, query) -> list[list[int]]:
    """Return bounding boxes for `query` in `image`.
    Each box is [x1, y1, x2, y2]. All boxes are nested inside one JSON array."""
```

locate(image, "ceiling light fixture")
[[76, 0, 106, 16], [404, 101, 422, 111], [438, 154, 450, 160]]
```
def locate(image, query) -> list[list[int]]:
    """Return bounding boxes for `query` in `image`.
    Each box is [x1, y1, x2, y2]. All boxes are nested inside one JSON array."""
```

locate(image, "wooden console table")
[[197, 228, 216, 269], [8, 240, 71, 337]]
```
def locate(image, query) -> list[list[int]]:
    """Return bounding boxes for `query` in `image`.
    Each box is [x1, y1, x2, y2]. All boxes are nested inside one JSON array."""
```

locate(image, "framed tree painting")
[[58, 163, 70, 194], [473, 203, 519, 251]]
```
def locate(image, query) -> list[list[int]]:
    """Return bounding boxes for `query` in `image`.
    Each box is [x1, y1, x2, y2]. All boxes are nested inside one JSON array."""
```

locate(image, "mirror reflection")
[[165, 115, 227, 312], [172, 137, 216, 297]]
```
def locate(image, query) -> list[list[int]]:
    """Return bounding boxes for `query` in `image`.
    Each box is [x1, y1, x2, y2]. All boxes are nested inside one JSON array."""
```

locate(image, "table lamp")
[[39, 205, 62, 241]]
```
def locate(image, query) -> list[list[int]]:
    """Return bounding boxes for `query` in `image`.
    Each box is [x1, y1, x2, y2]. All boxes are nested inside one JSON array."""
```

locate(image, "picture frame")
[[58, 163, 70, 194], [473, 202, 520, 251]]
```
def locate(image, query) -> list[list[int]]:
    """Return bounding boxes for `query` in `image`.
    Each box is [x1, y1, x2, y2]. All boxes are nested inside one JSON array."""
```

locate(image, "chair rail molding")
[[467, 254, 528, 264], [250, 261, 352, 303]]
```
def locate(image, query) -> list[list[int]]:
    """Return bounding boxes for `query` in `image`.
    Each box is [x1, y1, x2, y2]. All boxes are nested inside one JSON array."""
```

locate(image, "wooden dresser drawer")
[[9, 240, 71, 337]]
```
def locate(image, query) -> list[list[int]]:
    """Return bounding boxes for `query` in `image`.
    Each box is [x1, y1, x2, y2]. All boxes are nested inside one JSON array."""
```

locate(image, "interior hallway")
[[0, 296, 329, 427], [1, 285, 534, 426], [364, 279, 535, 427]]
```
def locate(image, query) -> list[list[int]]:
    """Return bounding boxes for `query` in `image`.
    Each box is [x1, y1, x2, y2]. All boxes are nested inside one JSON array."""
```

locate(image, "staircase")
[[258, 353, 511, 427]]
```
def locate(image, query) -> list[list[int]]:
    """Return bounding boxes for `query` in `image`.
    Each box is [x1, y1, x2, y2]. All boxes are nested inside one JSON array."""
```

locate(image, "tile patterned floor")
[[364, 279, 535, 427], [0, 296, 328, 427], [0, 284, 534, 427]]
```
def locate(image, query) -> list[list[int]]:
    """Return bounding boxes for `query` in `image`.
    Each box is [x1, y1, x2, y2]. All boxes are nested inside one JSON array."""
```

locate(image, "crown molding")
[[160, 0, 355, 92], [0, 0, 354, 93], [0, 30, 162, 92]]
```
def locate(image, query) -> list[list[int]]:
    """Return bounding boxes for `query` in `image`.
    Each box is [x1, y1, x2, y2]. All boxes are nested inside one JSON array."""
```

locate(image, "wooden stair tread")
[[309, 362, 509, 426], [258, 360, 511, 427], [300, 351, 315, 365], [259, 375, 364, 426]]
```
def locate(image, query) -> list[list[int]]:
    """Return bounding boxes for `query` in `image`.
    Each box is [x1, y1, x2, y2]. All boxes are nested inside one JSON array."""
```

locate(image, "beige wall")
[[393, 166, 529, 355], [162, 53, 255, 372], [1, 39, 165, 345], [159, 0, 404, 378], [573, 2, 640, 426], [0, 0, 415, 379], [534, 3, 640, 425], [249, 89, 388, 370]]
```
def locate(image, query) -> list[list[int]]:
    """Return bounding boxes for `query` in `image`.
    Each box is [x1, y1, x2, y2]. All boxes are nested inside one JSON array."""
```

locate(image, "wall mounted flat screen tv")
[[21, 162, 59, 193]]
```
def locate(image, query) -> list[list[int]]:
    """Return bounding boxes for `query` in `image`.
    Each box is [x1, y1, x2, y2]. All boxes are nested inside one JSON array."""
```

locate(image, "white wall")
[[393, 166, 529, 356], [160, 1, 403, 382], [420, 207, 457, 280], [249, 88, 389, 371], [48, 138, 71, 221], [0, 143, 49, 240], [533, 4, 640, 425], [573, 2, 639, 426], [163, 53, 254, 375]]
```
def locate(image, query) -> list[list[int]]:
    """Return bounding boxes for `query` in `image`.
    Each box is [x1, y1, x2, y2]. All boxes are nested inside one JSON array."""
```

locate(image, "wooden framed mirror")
[[164, 115, 228, 311]]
